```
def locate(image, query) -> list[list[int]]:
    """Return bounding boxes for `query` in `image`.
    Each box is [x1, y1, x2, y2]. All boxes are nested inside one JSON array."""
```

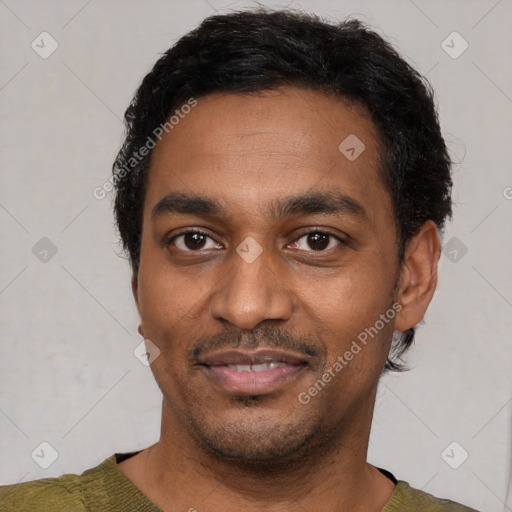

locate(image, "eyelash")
[[167, 228, 347, 253]]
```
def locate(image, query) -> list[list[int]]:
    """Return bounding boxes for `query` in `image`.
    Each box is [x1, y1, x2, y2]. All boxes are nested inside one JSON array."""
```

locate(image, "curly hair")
[[113, 9, 452, 371]]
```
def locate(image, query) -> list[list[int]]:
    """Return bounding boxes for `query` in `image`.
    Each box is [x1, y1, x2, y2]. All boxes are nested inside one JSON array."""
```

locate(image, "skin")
[[118, 86, 441, 511]]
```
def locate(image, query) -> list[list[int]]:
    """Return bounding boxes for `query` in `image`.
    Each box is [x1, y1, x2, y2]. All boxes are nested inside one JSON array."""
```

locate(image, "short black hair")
[[113, 9, 452, 371]]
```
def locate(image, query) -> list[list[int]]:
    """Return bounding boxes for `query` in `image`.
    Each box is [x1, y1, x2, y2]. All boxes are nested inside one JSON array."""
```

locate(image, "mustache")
[[188, 325, 324, 363]]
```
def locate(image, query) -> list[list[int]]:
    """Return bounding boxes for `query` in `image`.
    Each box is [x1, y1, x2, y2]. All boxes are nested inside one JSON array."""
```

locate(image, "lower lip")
[[202, 364, 305, 395]]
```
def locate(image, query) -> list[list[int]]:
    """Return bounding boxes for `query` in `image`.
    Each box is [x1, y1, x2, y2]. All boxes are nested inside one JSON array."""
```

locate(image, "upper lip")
[[197, 348, 309, 367]]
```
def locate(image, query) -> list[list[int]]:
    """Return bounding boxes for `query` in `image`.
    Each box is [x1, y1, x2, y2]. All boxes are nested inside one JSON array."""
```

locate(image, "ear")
[[132, 272, 146, 338], [131, 271, 139, 308], [394, 220, 441, 333], [131, 270, 142, 315]]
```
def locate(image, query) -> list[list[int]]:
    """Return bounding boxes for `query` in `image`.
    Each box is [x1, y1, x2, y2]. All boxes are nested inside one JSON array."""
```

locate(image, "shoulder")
[[0, 474, 85, 511], [0, 455, 116, 512], [382, 479, 480, 512]]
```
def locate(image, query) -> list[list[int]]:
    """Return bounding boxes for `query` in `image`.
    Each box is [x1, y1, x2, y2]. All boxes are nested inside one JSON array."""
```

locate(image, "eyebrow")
[[151, 191, 367, 221]]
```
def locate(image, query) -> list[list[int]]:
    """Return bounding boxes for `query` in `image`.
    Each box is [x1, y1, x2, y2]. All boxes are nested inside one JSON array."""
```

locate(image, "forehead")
[[144, 87, 390, 224]]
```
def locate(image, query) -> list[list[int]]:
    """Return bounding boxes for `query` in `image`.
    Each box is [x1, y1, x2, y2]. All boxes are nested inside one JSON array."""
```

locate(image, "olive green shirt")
[[0, 452, 479, 511]]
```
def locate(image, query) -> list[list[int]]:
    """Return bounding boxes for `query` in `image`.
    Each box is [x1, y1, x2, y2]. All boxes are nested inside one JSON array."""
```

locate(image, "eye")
[[169, 230, 222, 251], [289, 231, 344, 252]]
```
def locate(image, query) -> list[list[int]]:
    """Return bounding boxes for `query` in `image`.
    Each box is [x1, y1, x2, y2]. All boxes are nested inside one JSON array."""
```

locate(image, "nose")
[[209, 240, 294, 330]]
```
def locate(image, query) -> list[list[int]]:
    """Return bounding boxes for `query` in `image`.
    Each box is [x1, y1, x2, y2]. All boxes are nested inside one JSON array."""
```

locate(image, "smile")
[[197, 349, 309, 395], [227, 362, 286, 372]]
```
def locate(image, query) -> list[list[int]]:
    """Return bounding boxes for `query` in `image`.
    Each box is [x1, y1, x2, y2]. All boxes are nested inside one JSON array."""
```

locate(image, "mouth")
[[197, 348, 309, 395]]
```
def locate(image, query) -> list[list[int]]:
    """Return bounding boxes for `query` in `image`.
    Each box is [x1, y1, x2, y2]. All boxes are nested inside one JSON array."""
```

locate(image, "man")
[[0, 9, 479, 512]]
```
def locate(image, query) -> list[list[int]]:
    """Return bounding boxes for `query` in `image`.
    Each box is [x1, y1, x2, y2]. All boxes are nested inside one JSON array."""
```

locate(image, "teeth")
[[231, 364, 251, 372], [251, 362, 278, 372], [227, 362, 283, 372]]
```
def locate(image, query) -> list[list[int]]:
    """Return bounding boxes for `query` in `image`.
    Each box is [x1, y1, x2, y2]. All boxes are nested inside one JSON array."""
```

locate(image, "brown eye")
[[170, 231, 222, 251], [184, 233, 207, 250], [289, 230, 343, 252], [307, 232, 330, 250]]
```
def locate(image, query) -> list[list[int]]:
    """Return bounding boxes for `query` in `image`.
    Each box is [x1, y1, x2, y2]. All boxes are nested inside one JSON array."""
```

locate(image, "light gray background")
[[1, 1, 511, 510]]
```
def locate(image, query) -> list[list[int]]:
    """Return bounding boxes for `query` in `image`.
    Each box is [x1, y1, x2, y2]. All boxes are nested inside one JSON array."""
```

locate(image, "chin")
[[183, 401, 329, 467]]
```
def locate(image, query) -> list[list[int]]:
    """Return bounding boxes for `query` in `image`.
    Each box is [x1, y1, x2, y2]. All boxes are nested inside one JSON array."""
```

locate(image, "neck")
[[119, 387, 395, 511]]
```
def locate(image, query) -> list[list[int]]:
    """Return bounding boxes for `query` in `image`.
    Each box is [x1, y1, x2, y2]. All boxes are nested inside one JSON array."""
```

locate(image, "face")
[[134, 87, 402, 464]]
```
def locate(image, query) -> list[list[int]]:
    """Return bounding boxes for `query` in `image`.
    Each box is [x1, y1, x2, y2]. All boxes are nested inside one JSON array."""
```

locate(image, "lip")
[[198, 348, 308, 366], [197, 348, 308, 395]]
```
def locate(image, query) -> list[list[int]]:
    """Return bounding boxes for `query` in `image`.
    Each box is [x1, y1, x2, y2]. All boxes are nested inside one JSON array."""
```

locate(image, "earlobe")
[[394, 221, 441, 333]]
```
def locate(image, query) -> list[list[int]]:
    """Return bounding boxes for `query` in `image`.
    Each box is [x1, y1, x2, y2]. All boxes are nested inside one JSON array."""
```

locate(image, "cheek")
[[137, 250, 204, 326], [298, 255, 396, 365], [136, 265, 200, 373], [302, 251, 394, 318], [136, 266, 202, 397]]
